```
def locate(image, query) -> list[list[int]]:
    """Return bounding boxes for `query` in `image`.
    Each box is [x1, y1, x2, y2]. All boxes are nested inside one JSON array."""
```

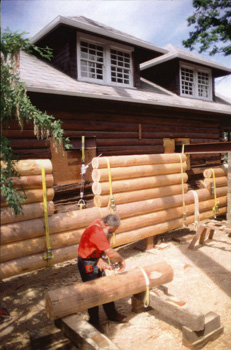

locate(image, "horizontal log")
[[2, 130, 36, 138], [203, 167, 227, 178], [13, 148, 51, 160], [97, 145, 164, 155], [92, 162, 187, 182], [0, 244, 79, 280], [117, 196, 227, 234], [45, 262, 174, 320], [1, 201, 54, 225], [1, 187, 227, 245], [1, 188, 54, 207], [112, 208, 227, 247], [9, 139, 50, 149], [92, 153, 187, 169], [200, 176, 228, 191], [1, 195, 226, 262], [96, 138, 163, 146], [92, 173, 188, 195], [0, 228, 81, 263], [4, 174, 54, 189], [94, 183, 189, 207], [1, 159, 53, 176], [51, 111, 219, 128]]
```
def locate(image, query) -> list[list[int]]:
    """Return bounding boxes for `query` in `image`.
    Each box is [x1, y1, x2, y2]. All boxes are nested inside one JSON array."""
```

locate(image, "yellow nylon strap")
[[178, 154, 187, 227], [82, 136, 85, 163], [106, 157, 116, 246], [40, 160, 53, 265], [210, 168, 219, 218], [138, 266, 150, 308]]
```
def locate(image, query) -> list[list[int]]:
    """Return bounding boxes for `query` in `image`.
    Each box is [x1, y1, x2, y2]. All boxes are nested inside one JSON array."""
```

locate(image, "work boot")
[[108, 310, 127, 323]]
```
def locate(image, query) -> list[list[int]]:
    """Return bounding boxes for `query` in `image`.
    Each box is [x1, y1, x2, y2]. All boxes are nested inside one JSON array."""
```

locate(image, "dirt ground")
[[1, 218, 231, 350]]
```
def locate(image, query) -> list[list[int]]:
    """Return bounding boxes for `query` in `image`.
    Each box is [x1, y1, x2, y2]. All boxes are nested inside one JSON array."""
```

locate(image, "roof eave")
[[26, 86, 231, 116], [30, 15, 167, 55], [141, 52, 231, 75]]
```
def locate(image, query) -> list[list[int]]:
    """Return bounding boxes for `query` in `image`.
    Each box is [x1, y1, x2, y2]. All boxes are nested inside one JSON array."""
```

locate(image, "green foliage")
[[183, 0, 231, 56], [1, 29, 72, 215]]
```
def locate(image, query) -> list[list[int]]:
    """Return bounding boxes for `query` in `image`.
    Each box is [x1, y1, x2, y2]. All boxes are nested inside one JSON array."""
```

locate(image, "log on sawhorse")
[[132, 286, 224, 350], [187, 224, 216, 250], [55, 315, 121, 350]]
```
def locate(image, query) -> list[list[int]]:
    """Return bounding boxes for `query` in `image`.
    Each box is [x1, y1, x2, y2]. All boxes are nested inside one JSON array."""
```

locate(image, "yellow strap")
[[210, 168, 219, 218], [138, 266, 150, 308], [82, 136, 85, 163], [178, 154, 187, 227], [40, 160, 53, 265], [106, 157, 116, 246]]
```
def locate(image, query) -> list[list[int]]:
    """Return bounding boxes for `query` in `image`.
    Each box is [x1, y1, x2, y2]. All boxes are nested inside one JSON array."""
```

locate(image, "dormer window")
[[77, 33, 133, 87], [180, 62, 212, 101]]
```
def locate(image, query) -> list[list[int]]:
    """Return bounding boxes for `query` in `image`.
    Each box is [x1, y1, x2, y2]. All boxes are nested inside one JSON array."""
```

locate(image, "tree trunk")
[[92, 153, 187, 169], [45, 262, 174, 320], [92, 173, 188, 195], [1, 201, 54, 225]]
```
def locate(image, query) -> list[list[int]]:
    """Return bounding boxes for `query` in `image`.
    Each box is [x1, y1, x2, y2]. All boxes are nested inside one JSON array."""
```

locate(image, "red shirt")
[[78, 220, 111, 259]]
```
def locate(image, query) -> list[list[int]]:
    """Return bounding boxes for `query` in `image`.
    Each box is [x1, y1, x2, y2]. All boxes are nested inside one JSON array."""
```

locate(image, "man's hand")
[[97, 258, 108, 271], [118, 260, 126, 273]]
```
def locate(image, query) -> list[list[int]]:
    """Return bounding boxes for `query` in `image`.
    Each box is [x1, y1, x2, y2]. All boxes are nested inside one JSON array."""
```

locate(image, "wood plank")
[[55, 315, 121, 349]]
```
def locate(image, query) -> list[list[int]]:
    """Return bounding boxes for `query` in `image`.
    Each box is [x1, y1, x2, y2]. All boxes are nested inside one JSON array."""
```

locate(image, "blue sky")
[[1, 0, 230, 97]]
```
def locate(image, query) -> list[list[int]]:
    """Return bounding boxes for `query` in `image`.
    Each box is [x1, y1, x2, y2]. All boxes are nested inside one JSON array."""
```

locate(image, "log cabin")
[[3, 16, 231, 211]]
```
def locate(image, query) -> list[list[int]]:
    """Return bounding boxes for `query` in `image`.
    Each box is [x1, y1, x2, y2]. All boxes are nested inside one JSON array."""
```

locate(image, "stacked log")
[[199, 166, 228, 193], [1, 159, 55, 224], [0, 155, 227, 280], [92, 154, 188, 207]]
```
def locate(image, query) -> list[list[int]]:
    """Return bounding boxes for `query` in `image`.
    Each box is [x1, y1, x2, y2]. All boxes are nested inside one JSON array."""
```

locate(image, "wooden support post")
[[188, 225, 207, 250], [55, 315, 121, 350], [145, 236, 154, 250], [227, 152, 231, 223], [199, 227, 207, 245], [207, 228, 216, 240]]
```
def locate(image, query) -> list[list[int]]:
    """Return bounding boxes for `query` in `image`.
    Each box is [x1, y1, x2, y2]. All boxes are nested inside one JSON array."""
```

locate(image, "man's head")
[[103, 214, 120, 234]]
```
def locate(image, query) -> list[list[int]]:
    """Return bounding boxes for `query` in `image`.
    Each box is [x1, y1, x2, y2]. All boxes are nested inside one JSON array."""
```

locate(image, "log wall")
[[2, 94, 226, 209], [0, 155, 227, 280]]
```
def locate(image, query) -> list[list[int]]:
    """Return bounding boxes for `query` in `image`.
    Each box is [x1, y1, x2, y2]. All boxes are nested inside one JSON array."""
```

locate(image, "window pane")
[[181, 67, 194, 96], [80, 41, 104, 81], [110, 49, 131, 84]]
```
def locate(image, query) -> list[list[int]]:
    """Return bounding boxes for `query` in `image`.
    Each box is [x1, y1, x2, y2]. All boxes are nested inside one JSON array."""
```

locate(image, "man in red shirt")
[[78, 214, 126, 332]]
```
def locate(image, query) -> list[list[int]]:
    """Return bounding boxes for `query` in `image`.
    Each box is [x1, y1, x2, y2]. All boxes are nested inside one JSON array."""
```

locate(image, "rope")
[[191, 190, 200, 230], [177, 153, 187, 227], [40, 160, 53, 265], [137, 266, 150, 308], [210, 168, 219, 218], [106, 157, 116, 246]]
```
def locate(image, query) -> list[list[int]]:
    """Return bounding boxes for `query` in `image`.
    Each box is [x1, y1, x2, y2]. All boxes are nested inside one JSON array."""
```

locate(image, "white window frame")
[[180, 61, 212, 101], [77, 33, 134, 87]]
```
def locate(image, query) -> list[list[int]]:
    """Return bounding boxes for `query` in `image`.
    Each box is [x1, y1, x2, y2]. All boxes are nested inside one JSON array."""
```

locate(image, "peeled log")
[[1, 187, 227, 245], [0, 228, 82, 263], [6, 174, 54, 189], [92, 153, 187, 168], [45, 262, 174, 320], [0, 244, 79, 280], [203, 176, 228, 191], [94, 183, 189, 207], [112, 208, 227, 247], [2, 195, 226, 261], [1, 159, 52, 176], [92, 162, 187, 182], [203, 167, 227, 178], [1, 201, 54, 225], [117, 196, 227, 234], [92, 173, 188, 195], [1, 188, 54, 207]]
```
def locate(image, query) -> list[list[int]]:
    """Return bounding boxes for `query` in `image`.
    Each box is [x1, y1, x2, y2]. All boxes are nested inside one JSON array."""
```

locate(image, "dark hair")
[[103, 214, 120, 227]]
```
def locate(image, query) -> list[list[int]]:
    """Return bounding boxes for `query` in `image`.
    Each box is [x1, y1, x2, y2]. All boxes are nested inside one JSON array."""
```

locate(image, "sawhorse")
[[188, 224, 216, 250]]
